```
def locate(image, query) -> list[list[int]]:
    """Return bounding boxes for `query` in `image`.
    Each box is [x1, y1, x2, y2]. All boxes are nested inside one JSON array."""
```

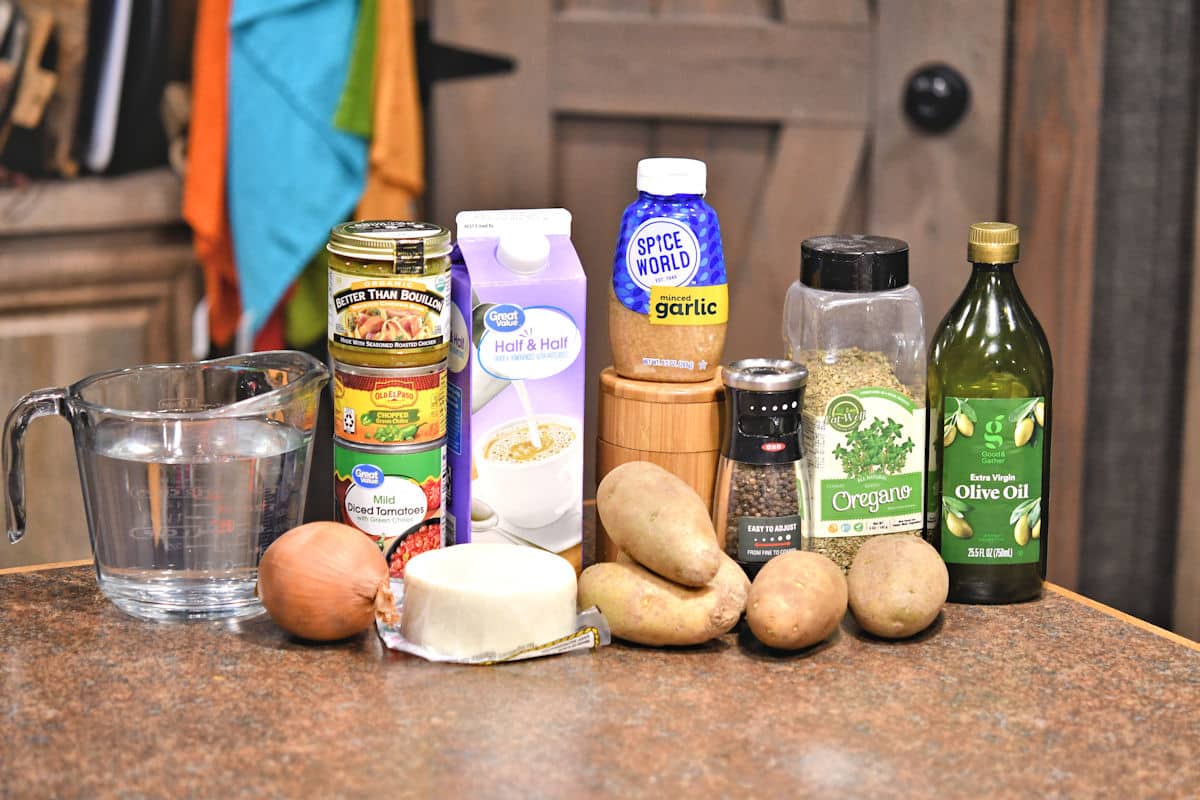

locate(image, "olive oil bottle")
[[928, 223, 1052, 603]]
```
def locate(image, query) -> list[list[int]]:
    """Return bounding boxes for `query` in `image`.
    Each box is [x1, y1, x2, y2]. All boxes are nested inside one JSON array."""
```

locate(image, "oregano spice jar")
[[782, 235, 927, 571], [711, 359, 809, 579]]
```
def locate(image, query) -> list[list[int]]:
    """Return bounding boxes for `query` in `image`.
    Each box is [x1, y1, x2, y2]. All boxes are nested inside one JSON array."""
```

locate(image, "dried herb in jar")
[[799, 348, 924, 571], [783, 237, 928, 573]]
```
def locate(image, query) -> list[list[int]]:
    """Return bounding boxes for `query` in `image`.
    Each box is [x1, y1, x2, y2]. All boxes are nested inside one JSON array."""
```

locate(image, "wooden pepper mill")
[[596, 367, 725, 562]]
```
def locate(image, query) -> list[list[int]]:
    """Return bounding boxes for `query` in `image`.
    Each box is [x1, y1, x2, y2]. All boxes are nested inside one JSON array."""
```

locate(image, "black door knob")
[[903, 63, 970, 134]]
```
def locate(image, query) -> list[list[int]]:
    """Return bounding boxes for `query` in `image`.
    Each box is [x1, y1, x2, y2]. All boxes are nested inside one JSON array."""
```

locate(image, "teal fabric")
[[229, 0, 367, 336]]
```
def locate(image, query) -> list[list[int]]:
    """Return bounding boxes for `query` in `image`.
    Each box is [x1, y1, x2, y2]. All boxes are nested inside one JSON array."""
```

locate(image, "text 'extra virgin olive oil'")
[[928, 223, 1052, 604]]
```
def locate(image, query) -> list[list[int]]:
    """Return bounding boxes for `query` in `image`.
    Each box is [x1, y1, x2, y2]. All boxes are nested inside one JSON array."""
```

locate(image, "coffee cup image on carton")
[[474, 414, 583, 531], [448, 209, 587, 571]]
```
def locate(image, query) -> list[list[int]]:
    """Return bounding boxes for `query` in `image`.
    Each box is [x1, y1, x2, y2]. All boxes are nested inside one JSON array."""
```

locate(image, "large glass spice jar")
[[712, 359, 809, 579], [782, 236, 927, 571]]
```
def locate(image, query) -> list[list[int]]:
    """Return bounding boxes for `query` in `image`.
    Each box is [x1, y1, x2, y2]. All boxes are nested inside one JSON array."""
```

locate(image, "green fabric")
[[284, 255, 329, 348], [333, 0, 378, 137]]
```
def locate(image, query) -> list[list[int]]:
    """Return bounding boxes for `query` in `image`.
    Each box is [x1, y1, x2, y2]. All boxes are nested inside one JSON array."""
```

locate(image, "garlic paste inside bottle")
[[609, 158, 728, 382]]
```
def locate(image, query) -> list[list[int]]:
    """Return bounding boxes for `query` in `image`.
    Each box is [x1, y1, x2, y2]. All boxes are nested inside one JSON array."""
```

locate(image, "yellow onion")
[[257, 522, 399, 641]]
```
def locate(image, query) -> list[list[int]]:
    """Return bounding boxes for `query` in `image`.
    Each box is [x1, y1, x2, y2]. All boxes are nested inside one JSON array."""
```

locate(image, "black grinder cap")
[[801, 235, 910, 292]]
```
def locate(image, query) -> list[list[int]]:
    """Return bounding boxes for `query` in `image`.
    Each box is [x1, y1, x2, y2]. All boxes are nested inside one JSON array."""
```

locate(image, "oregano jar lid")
[[800, 235, 909, 292]]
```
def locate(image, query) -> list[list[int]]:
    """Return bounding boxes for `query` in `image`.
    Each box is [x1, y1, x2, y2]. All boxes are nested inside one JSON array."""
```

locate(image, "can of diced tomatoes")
[[333, 438, 446, 580], [332, 360, 447, 447]]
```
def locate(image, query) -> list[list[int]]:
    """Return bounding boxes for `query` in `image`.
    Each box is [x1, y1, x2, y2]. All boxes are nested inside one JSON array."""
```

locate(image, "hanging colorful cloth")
[[285, 0, 427, 348], [356, 0, 424, 219], [182, 0, 240, 349], [227, 0, 367, 341]]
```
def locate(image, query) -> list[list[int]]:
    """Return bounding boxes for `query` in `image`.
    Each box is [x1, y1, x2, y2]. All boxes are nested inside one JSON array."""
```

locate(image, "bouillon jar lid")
[[327, 220, 453, 264], [800, 234, 909, 292]]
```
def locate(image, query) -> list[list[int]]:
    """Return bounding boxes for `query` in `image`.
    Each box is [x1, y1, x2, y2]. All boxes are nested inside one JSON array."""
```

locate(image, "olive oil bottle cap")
[[967, 222, 1020, 264], [800, 234, 909, 292]]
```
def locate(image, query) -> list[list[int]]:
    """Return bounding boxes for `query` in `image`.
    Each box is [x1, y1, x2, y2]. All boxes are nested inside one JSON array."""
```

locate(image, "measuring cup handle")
[[4, 388, 68, 544]]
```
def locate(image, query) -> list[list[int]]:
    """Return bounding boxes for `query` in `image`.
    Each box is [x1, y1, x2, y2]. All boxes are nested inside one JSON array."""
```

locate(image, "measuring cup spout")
[[203, 351, 329, 419], [4, 388, 69, 544]]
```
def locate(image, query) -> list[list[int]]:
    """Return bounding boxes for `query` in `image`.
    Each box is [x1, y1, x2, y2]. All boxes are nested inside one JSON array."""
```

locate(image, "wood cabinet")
[[0, 169, 199, 569]]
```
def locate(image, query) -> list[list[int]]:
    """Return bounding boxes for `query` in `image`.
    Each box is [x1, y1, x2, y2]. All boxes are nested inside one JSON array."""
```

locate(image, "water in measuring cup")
[[79, 417, 312, 620]]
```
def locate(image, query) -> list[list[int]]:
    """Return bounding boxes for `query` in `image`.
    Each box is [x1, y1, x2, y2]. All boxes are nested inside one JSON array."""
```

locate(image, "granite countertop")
[[1, 564, 1198, 798]]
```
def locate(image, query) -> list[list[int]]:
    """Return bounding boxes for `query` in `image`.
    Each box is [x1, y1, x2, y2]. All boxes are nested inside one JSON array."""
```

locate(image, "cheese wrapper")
[[377, 607, 610, 664]]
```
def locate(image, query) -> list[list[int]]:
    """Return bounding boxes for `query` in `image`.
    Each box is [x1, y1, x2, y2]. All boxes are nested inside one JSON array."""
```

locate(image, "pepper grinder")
[[712, 359, 809, 578]]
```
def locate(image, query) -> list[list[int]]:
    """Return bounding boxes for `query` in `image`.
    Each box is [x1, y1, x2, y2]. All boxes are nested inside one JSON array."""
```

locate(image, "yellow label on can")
[[333, 366, 447, 446], [328, 272, 451, 352], [648, 284, 729, 326]]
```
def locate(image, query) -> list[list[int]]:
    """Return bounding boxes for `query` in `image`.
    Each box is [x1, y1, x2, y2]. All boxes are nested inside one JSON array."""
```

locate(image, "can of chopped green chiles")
[[331, 360, 447, 447]]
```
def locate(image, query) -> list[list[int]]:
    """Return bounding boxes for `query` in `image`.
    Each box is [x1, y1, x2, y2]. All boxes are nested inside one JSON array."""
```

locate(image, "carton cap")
[[496, 231, 551, 274]]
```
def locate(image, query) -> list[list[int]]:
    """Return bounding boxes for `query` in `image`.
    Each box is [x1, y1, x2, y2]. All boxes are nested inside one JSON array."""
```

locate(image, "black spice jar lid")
[[800, 235, 909, 292]]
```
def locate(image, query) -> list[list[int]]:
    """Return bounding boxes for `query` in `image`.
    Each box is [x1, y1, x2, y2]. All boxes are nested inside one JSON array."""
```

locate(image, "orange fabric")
[[354, 0, 424, 219], [182, 0, 241, 348]]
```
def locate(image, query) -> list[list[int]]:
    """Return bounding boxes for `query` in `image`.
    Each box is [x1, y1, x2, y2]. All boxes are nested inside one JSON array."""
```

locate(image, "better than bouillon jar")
[[712, 359, 809, 579], [327, 221, 452, 368]]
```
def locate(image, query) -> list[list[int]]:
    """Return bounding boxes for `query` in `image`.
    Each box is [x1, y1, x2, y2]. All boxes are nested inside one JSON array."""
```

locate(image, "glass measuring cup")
[[4, 351, 329, 621]]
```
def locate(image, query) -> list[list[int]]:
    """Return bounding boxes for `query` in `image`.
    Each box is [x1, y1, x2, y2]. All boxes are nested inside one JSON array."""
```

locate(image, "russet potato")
[[847, 534, 948, 639], [745, 551, 847, 650], [579, 552, 747, 646], [597, 461, 721, 587]]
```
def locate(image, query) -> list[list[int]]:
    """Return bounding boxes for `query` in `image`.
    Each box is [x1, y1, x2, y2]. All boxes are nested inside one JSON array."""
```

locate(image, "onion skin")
[[258, 522, 399, 641]]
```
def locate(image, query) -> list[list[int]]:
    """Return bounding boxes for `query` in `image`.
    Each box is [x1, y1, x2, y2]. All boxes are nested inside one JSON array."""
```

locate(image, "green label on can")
[[334, 443, 444, 542], [939, 397, 1045, 565]]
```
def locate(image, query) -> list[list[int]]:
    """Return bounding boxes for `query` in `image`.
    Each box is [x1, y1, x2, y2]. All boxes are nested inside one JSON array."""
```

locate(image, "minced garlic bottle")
[[609, 158, 728, 382]]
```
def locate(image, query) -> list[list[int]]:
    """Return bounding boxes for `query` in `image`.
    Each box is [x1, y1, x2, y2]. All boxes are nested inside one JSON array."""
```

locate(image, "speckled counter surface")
[[2, 565, 1197, 799]]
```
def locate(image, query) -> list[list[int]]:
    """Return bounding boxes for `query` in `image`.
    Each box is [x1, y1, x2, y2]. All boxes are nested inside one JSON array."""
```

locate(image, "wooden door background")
[[429, 0, 1098, 589]]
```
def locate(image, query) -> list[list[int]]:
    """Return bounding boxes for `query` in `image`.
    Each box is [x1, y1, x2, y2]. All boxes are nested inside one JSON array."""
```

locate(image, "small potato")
[[597, 461, 721, 587], [579, 555, 745, 646], [847, 535, 948, 639], [746, 551, 847, 650]]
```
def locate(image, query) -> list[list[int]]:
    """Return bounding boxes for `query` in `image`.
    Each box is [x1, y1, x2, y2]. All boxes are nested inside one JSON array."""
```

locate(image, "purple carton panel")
[[447, 228, 586, 564]]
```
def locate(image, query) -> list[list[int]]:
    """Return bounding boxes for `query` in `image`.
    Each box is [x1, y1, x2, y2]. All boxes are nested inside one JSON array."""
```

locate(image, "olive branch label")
[[1008, 398, 1044, 447], [1010, 497, 1042, 544], [1010, 496, 1042, 545], [943, 496, 972, 517], [1008, 496, 1040, 526], [943, 399, 977, 446], [942, 496, 974, 539]]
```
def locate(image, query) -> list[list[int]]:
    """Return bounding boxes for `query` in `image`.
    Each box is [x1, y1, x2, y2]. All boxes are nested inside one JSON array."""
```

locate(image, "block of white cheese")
[[400, 543, 578, 659]]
